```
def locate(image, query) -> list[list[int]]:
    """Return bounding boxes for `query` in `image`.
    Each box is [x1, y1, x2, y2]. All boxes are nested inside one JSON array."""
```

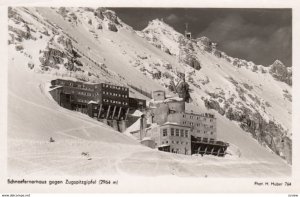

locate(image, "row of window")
[[59, 81, 94, 91], [103, 99, 128, 105], [77, 99, 89, 103], [103, 91, 128, 98], [161, 141, 189, 145], [162, 128, 189, 138], [182, 121, 214, 129], [77, 91, 92, 96], [103, 84, 128, 91], [182, 114, 214, 122], [193, 130, 214, 135]]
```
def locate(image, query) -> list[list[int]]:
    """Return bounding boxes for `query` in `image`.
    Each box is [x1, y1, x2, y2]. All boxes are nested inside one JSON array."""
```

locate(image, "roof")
[[141, 137, 153, 141], [49, 85, 63, 91], [153, 90, 165, 93], [161, 122, 191, 129], [158, 144, 170, 148], [88, 100, 98, 104]]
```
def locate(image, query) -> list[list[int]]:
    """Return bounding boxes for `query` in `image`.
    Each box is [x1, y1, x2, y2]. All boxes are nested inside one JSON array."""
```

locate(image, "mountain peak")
[[143, 18, 177, 33], [272, 59, 285, 67]]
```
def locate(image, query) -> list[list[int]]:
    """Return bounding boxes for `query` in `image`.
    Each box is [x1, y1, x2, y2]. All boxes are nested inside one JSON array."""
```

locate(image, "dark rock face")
[[176, 81, 191, 102], [39, 48, 65, 69], [269, 60, 292, 86], [197, 37, 213, 53], [15, 44, 24, 51], [94, 8, 105, 20], [58, 7, 68, 17], [204, 93, 292, 164], [97, 23, 102, 29], [103, 10, 120, 25], [57, 35, 73, 53], [40, 36, 84, 72], [9, 25, 32, 41], [152, 71, 161, 79], [213, 50, 222, 58], [181, 53, 201, 70], [204, 99, 225, 115], [107, 22, 118, 32]]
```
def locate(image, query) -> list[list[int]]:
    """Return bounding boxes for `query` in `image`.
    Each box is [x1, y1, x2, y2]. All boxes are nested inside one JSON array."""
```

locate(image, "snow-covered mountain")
[[7, 7, 292, 177]]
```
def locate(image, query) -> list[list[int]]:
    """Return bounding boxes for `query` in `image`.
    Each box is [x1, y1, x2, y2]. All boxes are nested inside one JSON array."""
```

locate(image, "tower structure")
[[184, 23, 192, 40]]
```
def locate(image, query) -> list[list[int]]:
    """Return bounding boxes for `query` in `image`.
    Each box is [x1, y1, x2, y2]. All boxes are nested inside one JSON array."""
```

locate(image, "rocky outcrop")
[[213, 50, 222, 58], [107, 22, 118, 32], [204, 99, 225, 115], [269, 60, 292, 86], [40, 36, 83, 72], [180, 52, 201, 70], [152, 71, 161, 79], [8, 25, 32, 41], [57, 35, 73, 53], [94, 7, 105, 20], [176, 81, 191, 102], [103, 10, 120, 25], [204, 94, 292, 164]]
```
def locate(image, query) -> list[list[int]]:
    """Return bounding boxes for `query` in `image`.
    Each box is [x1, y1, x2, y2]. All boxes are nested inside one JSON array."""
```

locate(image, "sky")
[[111, 8, 292, 67]]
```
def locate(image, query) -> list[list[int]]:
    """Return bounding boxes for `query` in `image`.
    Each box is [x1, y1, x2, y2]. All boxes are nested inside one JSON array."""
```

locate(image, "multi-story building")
[[159, 123, 191, 154], [167, 112, 217, 142], [49, 79, 145, 121], [146, 90, 228, 156]]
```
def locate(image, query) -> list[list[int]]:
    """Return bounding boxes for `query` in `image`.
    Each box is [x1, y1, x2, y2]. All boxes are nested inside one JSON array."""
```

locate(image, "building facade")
[[167, 112, 217, 141], [147, 90, 228, 156], [50, 79, 145, 121]]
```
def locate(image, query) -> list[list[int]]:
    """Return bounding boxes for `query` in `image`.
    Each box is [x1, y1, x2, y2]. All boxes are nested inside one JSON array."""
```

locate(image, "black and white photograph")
[[1, 0, 299, 194]]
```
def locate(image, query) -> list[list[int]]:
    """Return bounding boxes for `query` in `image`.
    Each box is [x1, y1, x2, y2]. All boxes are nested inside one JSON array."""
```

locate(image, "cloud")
[[165, 14, 180, 23], [197, 14, 292, 66]]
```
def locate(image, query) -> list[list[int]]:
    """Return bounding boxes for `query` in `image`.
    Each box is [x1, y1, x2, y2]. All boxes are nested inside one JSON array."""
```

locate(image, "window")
[[210, 119, 213, 122], [176, 141, 179, 144], [162, 141, 164, 144], [186, 142, 189, 145], [190, 116, 193, 119], [185, 130, 188, 137], [166, 141, 168, 144], [183, 114, 185, 118], [211, 132, 214, 135], [172, 141, 174, 144], [163, 129, 168, 136], [176, 129, 179, 136], [171, 128, 174, 136], [197, 130, 200, 133], [180, 129, 184, 137], [210, 125, 213, 129]]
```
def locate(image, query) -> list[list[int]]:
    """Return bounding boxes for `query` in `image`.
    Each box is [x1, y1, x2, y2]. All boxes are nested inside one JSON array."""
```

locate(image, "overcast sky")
[[111, 8, 292, 67]]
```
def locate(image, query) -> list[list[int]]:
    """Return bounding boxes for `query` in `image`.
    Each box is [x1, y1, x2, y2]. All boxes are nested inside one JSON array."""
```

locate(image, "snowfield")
[[8, 48, 291, 177], [7, 7, 291, 177]]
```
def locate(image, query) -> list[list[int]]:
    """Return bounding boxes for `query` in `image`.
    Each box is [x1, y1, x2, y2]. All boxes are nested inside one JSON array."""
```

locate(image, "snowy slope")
[[7, 7, 292, 177]]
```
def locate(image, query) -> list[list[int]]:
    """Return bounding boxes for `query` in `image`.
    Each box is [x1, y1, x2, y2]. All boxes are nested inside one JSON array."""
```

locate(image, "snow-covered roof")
[[158, 144, 170, 148], [164, 96, 183, 102], [131, 110, 144, 117], [88, 100, 98, 104], [49, 85, 63, 91], [141, 137, 153, 141]]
